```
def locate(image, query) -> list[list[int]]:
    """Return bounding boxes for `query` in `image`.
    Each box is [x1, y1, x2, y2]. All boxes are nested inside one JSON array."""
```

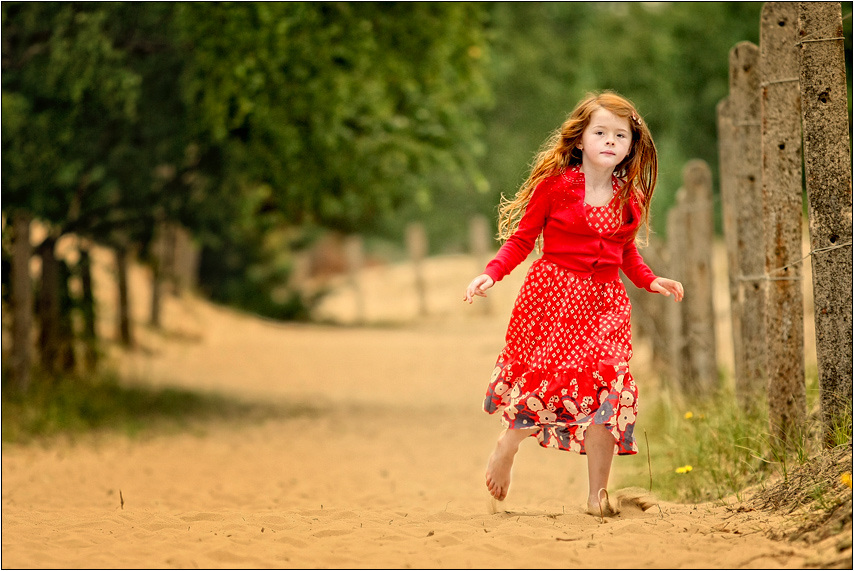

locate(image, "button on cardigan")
[[484, 167, 658, 291]]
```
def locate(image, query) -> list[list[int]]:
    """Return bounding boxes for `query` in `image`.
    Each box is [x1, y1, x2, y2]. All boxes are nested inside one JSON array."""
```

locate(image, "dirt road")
[[0, 248, 836, 568]]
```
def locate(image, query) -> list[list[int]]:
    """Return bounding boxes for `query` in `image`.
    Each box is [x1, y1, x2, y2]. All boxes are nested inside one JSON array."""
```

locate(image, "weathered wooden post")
[[79, 242, 98, 371], [173, 225, 199, 294], [668, 161, 718, 397], [717, 97, 746, 389], [760, 2, 807, 443], [11, 212, 33, 392], [640, 236, 672, 372], [729, 42, 768, 410], [406, 222, 429, 317], [150, 220, 166, 328], [667, 194, 688, 387], [627, 236, 672, 375], [343, 234, 366, 324], [116, 244, 134, 347], [469, 215, 492, 314], [37, 235, 61, 373], [797, 1, 853, 444]]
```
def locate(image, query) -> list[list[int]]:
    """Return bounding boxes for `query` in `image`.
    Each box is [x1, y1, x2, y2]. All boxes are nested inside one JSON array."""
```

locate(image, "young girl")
[[464, 91, 683, 516]]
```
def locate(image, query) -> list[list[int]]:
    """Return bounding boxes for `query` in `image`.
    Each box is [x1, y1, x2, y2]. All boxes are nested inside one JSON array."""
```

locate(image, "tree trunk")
[[11, 212, 33, 392]]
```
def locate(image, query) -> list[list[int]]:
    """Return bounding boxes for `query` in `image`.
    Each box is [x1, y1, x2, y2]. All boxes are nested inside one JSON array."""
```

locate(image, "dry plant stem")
[[645, 429, 653, 492]]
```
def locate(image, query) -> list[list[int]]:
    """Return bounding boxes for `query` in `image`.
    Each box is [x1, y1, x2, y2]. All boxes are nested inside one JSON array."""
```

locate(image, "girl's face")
[[577, 108, 632, 172]]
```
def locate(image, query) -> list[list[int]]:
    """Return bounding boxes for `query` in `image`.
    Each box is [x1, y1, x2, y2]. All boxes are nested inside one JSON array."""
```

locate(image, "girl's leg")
[[585, 423, 617, 513], [485, 427, 536, 501]]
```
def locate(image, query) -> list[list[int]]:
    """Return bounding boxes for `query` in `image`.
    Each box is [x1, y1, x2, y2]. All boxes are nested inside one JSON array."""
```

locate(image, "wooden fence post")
[[668, 160, 718, 397], [469, 215, 492, 314], [37, 236, 61, 373], [797, 1, 853, 444], [173, 225, 199, 294], [406, 222, 428, 317], [343, 234, 366, 324], [79, 243, 99, 371], [760, 2, 807, 443], [11, 212, 32, 392], [150, 220, 166, 327], [627, 236, 672, 374], [717, 97, 746, 390], [666, 195, 687, 386], [729, 41, 768, 410], [116, 244, 134, 347]]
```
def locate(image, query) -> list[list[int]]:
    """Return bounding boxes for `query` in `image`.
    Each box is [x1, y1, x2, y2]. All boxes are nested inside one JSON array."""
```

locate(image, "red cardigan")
[[484, 167, 657, 291]]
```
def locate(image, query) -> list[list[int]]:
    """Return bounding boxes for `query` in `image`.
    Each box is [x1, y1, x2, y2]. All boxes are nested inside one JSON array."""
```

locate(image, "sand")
[[0, 244, 840, 569]]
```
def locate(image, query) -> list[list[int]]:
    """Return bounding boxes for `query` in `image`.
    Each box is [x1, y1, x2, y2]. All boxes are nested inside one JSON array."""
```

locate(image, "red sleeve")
[[621, 239, 657, 291], [484, 179, 553, 282]]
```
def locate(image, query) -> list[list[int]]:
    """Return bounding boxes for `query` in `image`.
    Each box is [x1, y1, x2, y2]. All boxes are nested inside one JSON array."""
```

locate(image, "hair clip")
[[631, 113, 641, 125]]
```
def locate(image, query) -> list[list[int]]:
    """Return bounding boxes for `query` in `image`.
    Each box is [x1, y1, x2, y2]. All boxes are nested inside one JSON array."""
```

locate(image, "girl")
[[464, 91, 683, 516]]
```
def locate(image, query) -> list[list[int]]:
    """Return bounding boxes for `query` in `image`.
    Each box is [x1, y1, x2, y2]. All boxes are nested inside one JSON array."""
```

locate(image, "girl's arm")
[[620, 240, 657, 291], [483, 178, 554, 283], [622, 240, 683, 301]]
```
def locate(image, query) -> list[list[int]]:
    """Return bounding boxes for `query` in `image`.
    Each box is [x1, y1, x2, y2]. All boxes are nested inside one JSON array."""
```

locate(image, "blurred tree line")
[[2, 3, 850, 387]]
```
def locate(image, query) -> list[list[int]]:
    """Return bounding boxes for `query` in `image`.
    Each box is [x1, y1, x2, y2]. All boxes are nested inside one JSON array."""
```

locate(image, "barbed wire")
[[737, 240, 852, 282]]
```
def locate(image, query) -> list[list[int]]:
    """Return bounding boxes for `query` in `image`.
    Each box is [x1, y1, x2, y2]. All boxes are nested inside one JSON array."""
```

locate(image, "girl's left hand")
[[650, 277, 684, 301]]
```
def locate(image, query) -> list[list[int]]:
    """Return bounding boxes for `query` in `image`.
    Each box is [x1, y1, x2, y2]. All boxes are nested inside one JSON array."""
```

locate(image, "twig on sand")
[[120, 490, 124, 510], [645, 429, 653, 492]]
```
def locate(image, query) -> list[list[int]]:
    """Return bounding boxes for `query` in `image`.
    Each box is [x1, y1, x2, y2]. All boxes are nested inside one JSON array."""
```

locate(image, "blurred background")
[[9, 2, 845, 321], [1, 2, 852, 370]]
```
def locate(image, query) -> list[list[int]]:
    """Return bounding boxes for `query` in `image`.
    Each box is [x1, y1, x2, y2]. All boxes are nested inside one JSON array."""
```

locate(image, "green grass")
[[619, 369, 851, 505], [2, 368, 283, 443]]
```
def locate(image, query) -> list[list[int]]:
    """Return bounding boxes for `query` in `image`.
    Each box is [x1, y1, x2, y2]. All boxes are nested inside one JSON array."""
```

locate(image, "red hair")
[[497, 91, 658, 246]]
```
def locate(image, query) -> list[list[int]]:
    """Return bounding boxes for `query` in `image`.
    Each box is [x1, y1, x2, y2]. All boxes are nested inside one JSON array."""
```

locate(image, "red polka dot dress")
[[482, 167, 656, 456]]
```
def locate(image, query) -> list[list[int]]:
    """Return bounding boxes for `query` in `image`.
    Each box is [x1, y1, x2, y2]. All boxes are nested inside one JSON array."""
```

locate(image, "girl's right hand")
[[464, 274, 495, 304]]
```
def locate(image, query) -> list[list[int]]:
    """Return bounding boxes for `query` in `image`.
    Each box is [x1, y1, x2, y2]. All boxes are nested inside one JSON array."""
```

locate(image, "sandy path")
[[0, 248, 831, 568]]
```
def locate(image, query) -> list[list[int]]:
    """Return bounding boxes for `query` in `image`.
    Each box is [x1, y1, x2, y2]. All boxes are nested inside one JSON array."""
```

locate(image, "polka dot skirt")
[[482, 200, 639, 455]]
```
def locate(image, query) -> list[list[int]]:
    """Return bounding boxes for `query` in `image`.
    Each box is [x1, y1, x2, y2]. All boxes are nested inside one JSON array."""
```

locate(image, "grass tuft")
[[620, 372, 850, 506]]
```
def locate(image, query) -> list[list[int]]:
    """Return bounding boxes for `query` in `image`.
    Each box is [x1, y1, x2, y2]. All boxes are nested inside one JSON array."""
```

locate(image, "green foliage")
[[2, 2, 493, 322], [2, 3, 139, 223], [174, 2, 491, 234]]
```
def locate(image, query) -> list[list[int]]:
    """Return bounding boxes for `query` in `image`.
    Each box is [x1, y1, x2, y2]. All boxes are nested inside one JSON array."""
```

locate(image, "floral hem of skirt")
[[483, 355, 639, 455]]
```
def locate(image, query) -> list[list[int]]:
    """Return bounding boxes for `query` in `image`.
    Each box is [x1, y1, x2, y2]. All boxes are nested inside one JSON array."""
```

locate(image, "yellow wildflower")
[[684, 411, 694, 420], [841, 472, 852, 489], [675, 465, 694, 474]]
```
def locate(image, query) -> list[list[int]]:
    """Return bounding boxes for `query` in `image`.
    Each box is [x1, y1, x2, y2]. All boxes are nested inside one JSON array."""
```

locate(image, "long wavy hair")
[[496, 91, 658, 246]]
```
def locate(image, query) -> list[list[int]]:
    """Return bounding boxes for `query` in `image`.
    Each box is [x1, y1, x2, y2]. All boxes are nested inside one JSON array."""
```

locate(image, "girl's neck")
[[579, 163, 615, 192]]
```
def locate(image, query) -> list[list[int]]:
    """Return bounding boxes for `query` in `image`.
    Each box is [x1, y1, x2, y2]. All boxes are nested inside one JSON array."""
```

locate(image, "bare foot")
[[485, 431, 525, 501], [586, 488, 620, 518]]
